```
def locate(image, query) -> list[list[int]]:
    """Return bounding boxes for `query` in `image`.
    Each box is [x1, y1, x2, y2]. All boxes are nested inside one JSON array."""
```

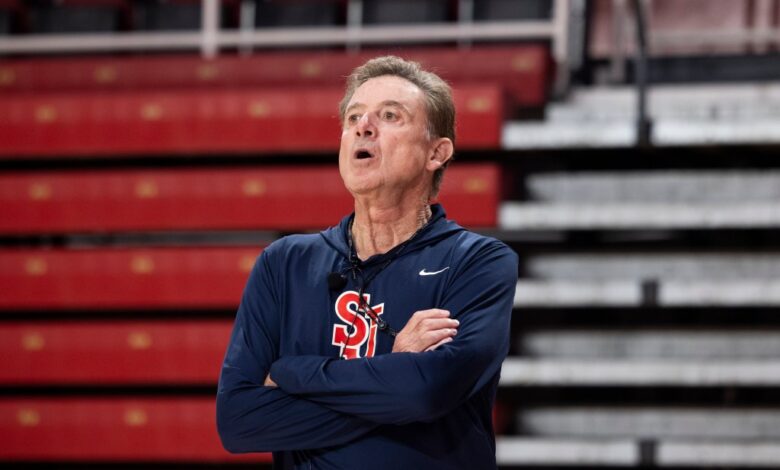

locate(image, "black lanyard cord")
[[340, 218, 428, 347], [344, 256, 398, 341]]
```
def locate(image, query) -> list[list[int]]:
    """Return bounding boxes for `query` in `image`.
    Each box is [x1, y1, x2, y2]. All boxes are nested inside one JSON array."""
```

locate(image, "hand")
[[392, 309, 458, 353], [264, 373, 277, 388]]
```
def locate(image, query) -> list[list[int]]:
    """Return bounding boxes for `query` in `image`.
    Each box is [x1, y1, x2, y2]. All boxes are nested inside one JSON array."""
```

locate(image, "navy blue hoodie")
[[217, 204, 518, 469]]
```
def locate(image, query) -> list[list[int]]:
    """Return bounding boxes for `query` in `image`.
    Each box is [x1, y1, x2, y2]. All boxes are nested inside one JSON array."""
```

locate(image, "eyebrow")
[[344, 100, 412, 116]]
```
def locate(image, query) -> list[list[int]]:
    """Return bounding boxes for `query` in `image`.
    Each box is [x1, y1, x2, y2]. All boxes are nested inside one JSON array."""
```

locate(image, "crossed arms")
[[216, 240, 517, 453]]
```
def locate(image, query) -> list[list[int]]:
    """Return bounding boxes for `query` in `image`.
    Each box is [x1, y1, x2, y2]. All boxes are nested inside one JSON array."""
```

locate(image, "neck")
[[351, 198, 431, 260]]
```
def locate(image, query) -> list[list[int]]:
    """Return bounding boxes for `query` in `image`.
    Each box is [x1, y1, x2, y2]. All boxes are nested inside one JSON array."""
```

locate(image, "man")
[[217, 56, 518, 469]]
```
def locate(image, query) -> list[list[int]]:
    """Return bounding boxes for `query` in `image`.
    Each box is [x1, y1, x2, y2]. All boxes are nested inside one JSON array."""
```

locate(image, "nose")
[[355, 113, 375, 138]]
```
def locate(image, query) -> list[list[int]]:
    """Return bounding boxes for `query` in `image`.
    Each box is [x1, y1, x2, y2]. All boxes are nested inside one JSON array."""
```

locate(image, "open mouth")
[[355, 149, 374, 160]]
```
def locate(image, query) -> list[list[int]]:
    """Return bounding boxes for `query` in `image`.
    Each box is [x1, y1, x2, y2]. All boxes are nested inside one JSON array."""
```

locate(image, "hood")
[[319, 203, 465, 267]]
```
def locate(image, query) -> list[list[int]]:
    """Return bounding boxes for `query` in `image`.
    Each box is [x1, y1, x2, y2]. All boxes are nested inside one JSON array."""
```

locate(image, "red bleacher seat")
[[0, 41, 516, 468], [0, 85, 502, 157], [0, 320, 232, 385], [0, 45, 550, 108], [0, 397, 270, 462], [0, 164, 499, 233], [0, 247, 261, 310]]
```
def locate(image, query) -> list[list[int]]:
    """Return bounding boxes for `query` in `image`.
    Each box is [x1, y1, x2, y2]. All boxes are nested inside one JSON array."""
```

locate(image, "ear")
[[426, 137, 453, 172]]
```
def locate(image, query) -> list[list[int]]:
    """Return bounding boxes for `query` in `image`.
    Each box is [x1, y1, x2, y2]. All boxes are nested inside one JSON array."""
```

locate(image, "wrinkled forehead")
[[348, 75, 426, 112]]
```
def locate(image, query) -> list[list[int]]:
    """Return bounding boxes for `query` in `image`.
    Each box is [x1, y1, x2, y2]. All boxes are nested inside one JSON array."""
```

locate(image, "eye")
[[346, 113, 361, 125], [382, 110, 398, 121]]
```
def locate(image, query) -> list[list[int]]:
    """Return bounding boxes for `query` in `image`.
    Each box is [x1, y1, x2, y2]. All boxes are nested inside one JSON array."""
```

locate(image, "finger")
[[418, 318, 459, 331], [422, 327, 457, 345], [406, 309, 449, 331], [412, 309, 451, 319], [424, 336, 453, 352]]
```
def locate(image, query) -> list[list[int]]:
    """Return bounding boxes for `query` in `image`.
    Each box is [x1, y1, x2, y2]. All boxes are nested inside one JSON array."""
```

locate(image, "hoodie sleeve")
[[216, 248, 377, 453], [268, 238, 518, 425]]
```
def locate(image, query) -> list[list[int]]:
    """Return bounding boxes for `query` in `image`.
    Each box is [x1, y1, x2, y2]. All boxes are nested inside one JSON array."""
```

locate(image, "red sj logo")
[[332, 290, 384, 359]]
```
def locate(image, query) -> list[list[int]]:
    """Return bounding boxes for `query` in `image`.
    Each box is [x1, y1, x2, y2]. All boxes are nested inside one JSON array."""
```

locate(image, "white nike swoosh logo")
[[419, 267, 450, 276]]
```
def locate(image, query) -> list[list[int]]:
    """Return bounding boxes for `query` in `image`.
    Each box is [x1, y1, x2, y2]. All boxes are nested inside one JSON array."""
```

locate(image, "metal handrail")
[[0, 0, 573, 93], [0, 21, 558, 54]]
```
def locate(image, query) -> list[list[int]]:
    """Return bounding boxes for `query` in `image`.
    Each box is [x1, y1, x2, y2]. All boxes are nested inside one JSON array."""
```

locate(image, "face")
[[339, 75, 446, 200]]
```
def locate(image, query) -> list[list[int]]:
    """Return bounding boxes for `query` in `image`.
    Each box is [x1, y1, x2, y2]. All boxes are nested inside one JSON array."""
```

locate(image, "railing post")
[[202, 0, 220, 58], [346, 0, 363, 52], [552, 0, 571, 96]]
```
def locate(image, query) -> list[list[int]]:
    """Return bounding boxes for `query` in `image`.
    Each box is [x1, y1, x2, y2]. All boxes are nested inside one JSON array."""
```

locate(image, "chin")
[[347, 183, 379, 197], [345, 176, 383, 196]]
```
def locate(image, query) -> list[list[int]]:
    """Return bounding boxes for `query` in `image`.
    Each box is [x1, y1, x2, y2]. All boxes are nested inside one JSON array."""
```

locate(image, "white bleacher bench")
[[502, 83, 780, 148], [521, 330, 780, 359], [514, 280, 780, 306], [500, 202, 780, 229], [500, 358, 780, 386], [496, 438, 638, 466], [496, 438, 780, 467], [516, 407, 780, 439]]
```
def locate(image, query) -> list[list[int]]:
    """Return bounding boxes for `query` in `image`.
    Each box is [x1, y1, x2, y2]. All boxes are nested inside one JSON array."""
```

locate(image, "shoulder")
[[440, 230, 518, 289], [263, 233, 327, 257], [451, 230, 518, 265], [256, 233, 330, 272]]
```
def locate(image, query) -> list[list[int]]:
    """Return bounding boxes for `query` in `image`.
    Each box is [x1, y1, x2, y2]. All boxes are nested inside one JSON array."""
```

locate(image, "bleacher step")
[[501, 202, 780, 229], [503, 82, 780, 148], [501, 359, 780, 386], [496, 438, 780, 467], [517, 407, 780, 439], [514, 279, 780, 306]]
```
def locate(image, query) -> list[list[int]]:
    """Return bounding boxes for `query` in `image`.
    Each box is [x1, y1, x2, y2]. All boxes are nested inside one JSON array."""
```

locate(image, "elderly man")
[[217, 56, 518, 469]]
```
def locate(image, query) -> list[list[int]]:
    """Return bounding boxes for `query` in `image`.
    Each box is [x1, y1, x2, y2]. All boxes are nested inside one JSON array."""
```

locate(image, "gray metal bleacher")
[[503, 83, 780, 148], [501, 170, 780, 230], [519, 329, 780, 359], [518, 407, 780, 439], [497, 1, 780, 466], [494, 409, 780, 466], [514, 252, 780, 306], [502, 359, 780, 386], [497, 438, 780, 467]]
